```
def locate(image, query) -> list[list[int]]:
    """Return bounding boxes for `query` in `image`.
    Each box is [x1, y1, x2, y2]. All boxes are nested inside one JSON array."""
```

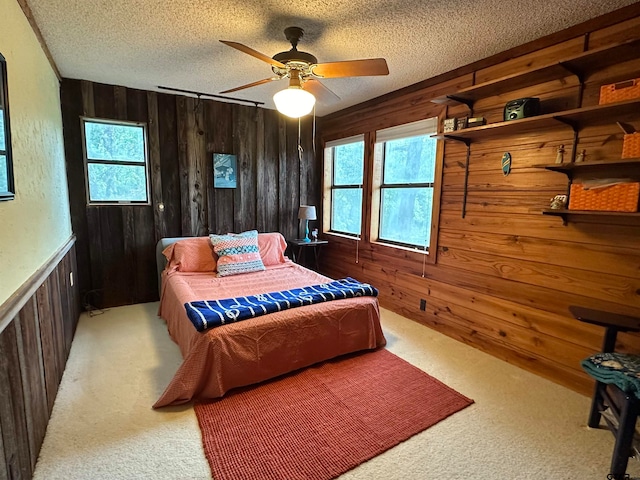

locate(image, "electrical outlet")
[[70, 271, 74, 287], [419, 299, 426, 311]]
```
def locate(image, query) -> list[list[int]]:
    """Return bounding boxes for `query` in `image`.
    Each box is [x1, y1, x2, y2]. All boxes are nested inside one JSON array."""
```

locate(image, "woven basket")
[[599, 78, 640, 105], [569, 182, 639, 212], [622, 133, 640, 159]]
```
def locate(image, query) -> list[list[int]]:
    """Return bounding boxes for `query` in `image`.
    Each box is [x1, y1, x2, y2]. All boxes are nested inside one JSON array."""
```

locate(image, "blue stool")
[[572, 306, 640, 480]]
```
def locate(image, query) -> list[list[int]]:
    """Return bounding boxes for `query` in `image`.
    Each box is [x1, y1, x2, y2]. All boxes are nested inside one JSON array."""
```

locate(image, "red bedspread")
[[154, 262, 386, 407]]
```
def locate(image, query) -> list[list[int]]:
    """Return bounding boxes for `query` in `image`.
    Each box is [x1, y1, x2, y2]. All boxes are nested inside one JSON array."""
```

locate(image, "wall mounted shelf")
[[432, 99, 640, 142], [430, 38, 640, 108], [542, 208, 640, 225]]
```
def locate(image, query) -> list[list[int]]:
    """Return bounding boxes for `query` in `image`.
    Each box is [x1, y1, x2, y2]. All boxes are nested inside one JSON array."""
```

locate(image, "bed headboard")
[[156, 237, 189, 296]]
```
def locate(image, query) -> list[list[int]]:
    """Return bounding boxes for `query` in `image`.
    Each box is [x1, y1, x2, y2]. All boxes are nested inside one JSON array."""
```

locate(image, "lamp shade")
[[298, 205, 317, 220], [273, 87, 315, 118]]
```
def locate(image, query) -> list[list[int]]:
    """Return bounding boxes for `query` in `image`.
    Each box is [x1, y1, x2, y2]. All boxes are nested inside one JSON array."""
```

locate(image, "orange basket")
[[569, 182, 639, 212], [599, 78, 640, 105], [622, 133, 640, 159]]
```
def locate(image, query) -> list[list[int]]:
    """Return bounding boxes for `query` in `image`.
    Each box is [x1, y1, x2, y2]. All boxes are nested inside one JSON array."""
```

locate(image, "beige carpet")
[[33, 302, 640, 479]]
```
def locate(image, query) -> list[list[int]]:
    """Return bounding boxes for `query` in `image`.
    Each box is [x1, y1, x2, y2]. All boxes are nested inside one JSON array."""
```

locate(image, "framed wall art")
[[213, 153, 237, 189]]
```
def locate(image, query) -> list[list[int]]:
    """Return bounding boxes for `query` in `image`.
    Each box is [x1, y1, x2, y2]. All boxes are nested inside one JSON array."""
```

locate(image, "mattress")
[[154, 261, 385, 407]]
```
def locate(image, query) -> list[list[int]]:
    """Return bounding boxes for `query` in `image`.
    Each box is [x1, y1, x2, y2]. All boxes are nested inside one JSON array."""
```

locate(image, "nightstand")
[[286, 239, 328, 271]]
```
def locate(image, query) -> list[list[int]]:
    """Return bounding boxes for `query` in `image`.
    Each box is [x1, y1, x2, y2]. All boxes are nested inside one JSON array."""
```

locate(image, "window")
[[0, 52, 15, 201], [372, 118, 438, 250], [81, 118, 150, 205], [324, 135, 365, 236]]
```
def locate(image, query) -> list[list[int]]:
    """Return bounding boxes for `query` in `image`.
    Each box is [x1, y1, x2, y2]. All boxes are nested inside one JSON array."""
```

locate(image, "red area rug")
[[194, 348, 473, 480]]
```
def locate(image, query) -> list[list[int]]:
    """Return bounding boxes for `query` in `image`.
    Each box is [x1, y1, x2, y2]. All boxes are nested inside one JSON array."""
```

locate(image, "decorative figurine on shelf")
[[550, 194, 568, 210], [555, 144, 565, 164], [575, 149, 587, 163], [311, 229, 318, 242]]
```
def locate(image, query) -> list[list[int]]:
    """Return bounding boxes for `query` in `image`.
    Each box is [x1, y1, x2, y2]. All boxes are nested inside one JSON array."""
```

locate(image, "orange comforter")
[[154, 261, 386, 407]]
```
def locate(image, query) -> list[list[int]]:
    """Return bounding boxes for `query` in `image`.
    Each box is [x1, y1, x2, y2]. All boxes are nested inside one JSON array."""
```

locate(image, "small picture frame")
[[213, 153, 237, 189]]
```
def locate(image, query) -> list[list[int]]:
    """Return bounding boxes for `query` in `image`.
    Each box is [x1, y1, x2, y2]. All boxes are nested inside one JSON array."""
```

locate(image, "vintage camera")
[[504, 98, 540, 121]]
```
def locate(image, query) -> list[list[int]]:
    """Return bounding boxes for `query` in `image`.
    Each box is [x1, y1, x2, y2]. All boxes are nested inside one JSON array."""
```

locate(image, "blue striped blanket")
[[184, 277, 378, 332]]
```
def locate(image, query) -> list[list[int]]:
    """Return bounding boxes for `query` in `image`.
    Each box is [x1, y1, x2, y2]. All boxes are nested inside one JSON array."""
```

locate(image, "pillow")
[[257, 232, 288, 266], [209, 230, 266, 277], [162, 237, 217, 273]]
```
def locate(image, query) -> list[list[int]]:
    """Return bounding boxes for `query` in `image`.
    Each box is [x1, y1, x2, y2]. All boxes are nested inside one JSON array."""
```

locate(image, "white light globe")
[[273, 87, 316, 118]]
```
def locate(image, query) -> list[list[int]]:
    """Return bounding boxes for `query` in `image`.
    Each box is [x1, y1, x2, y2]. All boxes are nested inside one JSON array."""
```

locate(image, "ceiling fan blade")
[[220, 40, 286, 68], [220, 77, 281, 94], [303, 79, 341, 104], [311, 58, 389, 78]]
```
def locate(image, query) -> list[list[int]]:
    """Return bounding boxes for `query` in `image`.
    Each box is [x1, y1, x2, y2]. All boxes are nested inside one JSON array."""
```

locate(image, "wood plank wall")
[[61, 81, 318, 308], [0, 240, 80, 479], [318, 10, 640, 395]]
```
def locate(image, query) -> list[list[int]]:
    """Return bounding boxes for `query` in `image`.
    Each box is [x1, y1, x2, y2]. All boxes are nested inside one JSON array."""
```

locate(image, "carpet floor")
[[195, 349, 472, 480], [32, 303, 640, 479]]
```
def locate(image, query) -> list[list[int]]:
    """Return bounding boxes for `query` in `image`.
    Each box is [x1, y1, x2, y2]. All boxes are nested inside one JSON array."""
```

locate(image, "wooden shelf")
[[535, 158, 640, 173], [542, 208, 640, 225], [432, 99, 640, 142], [431, 38, 640, 107]]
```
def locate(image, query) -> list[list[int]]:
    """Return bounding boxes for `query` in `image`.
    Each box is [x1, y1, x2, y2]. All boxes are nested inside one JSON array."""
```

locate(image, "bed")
[[153, 232, 386, 408]]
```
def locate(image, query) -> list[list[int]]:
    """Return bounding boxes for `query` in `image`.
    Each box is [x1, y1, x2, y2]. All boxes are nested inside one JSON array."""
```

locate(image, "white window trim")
[[371, 118, 439, 253], [81, 116, 151, 206], [323, 134, 365, 238]]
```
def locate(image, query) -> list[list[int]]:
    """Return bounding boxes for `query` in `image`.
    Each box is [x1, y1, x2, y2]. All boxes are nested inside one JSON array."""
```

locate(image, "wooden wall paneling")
[[80, 80, 95, 117], [134, 205, 157, 303], [176, 96, 192, 236], [157, 93, 181, 238], [114, 85, 127, 119], [0, 321, 32, 479], [147, 93, 165, 241], [439, 230, 640, 278], [439, 209, 640, 246], [278, 116, 294, 239], [122, 206, 136, 305], [92, 82, 116, 119], [62, 80, 92, 305], [35, 278, 59, 414], [474, 36, 586, 85], [84, 207, 104, 309], [46, 271, 65, 386], [188, 97, 208, 236], [54, 258, 71, 360], [16, 297, 47, 471], [206, 101, 234, 234], [257, 109, 280, 233], [588, 14, 640, 49], [98, 208, 126, 307], [176, 96, 208, 236], [233, 105, 257, 233]]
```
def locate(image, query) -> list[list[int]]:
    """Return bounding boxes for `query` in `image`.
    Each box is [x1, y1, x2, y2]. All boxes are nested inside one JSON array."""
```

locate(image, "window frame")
[[323, 134, 365, 238], [371, 117, 441, 255], [80, 116, 151, 206], [0, 52, 15, 202]]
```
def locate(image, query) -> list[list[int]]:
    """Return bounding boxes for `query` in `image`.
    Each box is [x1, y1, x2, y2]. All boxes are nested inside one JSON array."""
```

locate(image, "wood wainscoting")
[[318, 6, 640, 395], [0, 237, 80, 479]]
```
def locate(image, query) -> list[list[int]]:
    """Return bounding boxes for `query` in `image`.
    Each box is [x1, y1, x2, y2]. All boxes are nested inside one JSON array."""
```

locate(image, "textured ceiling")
[[25, 0, 638, 116]]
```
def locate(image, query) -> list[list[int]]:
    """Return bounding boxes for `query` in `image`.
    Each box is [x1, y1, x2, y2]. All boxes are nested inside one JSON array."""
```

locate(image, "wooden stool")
[[571, 306, 640, 480]]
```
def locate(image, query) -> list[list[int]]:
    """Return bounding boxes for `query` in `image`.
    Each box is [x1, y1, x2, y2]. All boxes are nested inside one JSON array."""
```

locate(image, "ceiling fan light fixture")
[[273, 86, 315, 118]]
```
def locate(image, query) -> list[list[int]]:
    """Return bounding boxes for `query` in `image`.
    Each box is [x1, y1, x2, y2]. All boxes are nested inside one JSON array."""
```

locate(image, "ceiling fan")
[[219, 27, 389, 117]]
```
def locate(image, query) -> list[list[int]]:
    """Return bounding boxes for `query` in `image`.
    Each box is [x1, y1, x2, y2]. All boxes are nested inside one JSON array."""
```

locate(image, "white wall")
[[0, 0, 72, 306]]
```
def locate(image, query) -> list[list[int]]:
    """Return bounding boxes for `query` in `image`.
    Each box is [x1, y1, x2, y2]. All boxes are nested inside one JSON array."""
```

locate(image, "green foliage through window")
[[376, 119, 438, 249], [82, 119, 149, 204], [329, 139, 364, 235]]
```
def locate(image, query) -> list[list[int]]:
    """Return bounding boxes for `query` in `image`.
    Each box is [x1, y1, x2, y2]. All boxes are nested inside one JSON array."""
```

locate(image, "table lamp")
[[298, 205, 317, 243]]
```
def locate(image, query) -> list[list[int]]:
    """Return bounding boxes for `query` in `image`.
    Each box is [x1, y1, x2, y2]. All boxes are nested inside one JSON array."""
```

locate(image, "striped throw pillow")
[[209, 230, 266, 277]]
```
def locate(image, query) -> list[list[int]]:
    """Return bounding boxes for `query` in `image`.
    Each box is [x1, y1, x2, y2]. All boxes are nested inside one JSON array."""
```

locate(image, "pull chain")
[[298, 117, 303, 162]]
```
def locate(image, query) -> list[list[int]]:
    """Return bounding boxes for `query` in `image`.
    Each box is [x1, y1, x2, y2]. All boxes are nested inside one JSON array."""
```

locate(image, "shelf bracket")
[[446, 95, 474, 112], [462, 143, 471, 219]]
